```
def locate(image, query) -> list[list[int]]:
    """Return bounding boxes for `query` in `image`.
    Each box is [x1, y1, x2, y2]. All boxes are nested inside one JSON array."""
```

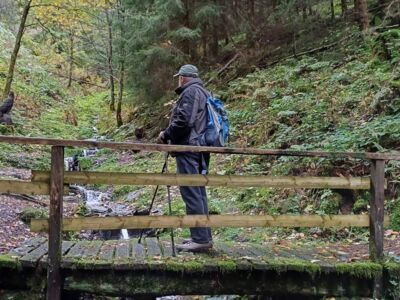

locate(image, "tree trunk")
[[341, 0, 348, 16], [106, 9, 115, 112], [210, 0, 219, 57], [67, 31, 74, 88], [2, 0, 32, 99], [116, 2, 126, 128], [354, 0, 369, 31], [183, 0, 191, 55], [116, 67, 123, 127], [330, 0, 335, 20]]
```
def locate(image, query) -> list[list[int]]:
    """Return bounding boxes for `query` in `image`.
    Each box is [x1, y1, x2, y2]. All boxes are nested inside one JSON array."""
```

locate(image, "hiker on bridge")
[[0, 91, 15, 125], [158, 64, 213, 252]]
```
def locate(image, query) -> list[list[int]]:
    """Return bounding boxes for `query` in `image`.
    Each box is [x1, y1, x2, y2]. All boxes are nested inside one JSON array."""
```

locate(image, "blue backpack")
[[199, 91, 229, 147]]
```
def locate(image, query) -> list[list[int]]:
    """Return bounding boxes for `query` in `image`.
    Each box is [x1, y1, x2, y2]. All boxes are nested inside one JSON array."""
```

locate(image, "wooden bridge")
[[0, 135, 399, 299]]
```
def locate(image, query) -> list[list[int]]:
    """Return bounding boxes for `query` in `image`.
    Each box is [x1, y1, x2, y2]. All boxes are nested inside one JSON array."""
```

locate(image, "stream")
[[65, 147, 136, 240]]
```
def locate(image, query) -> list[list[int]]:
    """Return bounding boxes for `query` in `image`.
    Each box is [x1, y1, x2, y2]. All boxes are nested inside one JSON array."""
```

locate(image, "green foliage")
[[353, 197, 368, 214], [168, 27, 201, 43], [389, 197, 400, 231], [78, 157, 94, 170], [316, 190, 341, 215], [18, 207, 48, 224]]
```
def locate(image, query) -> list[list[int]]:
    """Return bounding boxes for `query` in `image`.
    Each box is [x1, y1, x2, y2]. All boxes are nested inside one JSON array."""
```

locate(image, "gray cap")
[[173, 64, 199, 78]]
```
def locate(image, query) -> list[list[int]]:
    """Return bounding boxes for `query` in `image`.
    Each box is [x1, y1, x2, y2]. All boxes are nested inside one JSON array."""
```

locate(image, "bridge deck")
[[1, 237, 399, 298], [7, 236, 350, 270]]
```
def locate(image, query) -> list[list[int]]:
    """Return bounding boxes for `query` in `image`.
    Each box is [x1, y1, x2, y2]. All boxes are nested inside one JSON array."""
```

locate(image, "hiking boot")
[[176, 241, 213, 252]]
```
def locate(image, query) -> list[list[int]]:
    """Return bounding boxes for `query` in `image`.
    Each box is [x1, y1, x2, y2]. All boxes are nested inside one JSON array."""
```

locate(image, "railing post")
[[47, 146, 64, 300], [369, 159, 385, 262]]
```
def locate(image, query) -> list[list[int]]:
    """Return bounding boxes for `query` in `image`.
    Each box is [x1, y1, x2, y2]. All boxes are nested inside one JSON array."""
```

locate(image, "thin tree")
[[354, 0, 369, 31], [341, 0, 348, 16], [67, 30, 74, 88], [2, 0, 32, 99], [116, 1, 126, 127], [106, 8, 116, 111]]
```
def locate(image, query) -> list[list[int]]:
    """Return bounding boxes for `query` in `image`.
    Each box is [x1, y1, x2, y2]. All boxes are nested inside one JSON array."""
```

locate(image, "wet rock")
[[126, 189, 146, 202]]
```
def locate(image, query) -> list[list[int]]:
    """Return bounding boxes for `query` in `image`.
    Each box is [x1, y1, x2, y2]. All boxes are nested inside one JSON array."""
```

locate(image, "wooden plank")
[[32, 171, 371, 189], [113, 241, 131, 270], [114, 241, 130, 260], [40, 241, 75, 268], [47, 146, 64, 300], [0, 180, 50, 195], [9, 236, 46, 257], [65, 241, 88, 258], [62, 241, 76, 255], [20, 242, 48, 267], [214, 242, 238, 257], [159, 240, 173, 257], [81, 241, 103, 259], [145, 238, 162, 258], [369, 159, 385, 262], [0, 135, 399, 160], [31, 214, 391, 232], [97, 241, 117, 264], [131, 240, 145, 260]]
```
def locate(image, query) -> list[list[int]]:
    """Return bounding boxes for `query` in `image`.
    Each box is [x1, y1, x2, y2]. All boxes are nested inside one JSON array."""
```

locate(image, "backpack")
[[199, 92, 229, 147]]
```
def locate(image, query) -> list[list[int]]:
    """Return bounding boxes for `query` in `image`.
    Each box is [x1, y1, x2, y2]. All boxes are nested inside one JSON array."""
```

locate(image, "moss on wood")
[[0, 255, 21, 270], [335, 262, 382, 279]]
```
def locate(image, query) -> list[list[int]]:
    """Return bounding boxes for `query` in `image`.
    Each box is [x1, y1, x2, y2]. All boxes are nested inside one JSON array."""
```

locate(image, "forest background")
[[0, 0, 399, 258]]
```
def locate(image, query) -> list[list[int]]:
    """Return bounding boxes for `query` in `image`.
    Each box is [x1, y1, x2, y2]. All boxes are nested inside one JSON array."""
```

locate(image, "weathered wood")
[[114, 241, 131, 270], [62, 241, 76, 255], [9, 236, 46, 257], [0, 135, 399, 160], [115, 241, 130, 260], [81, 241, 103, 259], [47, 146, 64, 300], [369, 159, 385, 262], [39, 241, 76, 269], [145, 238, 162, 258], [0, 180, 50, 195], [32, 171, 371, 189], [61, 264, 379, 298], [20, 242, 48, 267], [159, 240, 173, 257], [97, 241, 117, 265], [65, 241, 90, 258], [131, 240, 145, 260], [31, 214, 391, 232]]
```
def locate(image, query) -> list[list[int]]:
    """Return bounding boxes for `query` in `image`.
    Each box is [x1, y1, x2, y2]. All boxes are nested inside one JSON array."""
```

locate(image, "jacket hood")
[[175, 78, 204, 95]]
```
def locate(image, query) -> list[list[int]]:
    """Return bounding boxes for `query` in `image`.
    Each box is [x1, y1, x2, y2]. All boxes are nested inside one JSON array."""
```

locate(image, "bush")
[[18, 207, 48, 224]]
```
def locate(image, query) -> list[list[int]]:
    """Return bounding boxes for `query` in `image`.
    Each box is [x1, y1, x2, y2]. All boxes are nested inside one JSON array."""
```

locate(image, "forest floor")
[[0, 167, 78, 253]]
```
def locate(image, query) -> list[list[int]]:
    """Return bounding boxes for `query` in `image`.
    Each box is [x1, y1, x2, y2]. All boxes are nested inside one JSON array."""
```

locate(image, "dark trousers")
[[176, 152, 212, 244]]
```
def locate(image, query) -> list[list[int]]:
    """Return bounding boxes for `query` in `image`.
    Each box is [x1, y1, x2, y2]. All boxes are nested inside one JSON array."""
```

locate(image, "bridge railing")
[[0, 135, 399, 300]]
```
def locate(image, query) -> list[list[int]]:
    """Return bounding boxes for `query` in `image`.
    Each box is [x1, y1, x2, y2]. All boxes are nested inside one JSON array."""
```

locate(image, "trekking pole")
[[164, 145, 176, 257], [138, 157, 168, 244]]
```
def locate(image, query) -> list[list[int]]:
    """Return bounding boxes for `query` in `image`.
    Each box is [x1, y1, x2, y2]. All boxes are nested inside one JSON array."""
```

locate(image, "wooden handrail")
[[31, 171, 371, 189], [30, 214, 391, 232], [0, 135, 399, 160]]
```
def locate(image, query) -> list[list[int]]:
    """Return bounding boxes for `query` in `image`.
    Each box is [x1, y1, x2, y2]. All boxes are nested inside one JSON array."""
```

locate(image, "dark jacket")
[[164, 78, 209, 145], [0, 93, 14, 115]]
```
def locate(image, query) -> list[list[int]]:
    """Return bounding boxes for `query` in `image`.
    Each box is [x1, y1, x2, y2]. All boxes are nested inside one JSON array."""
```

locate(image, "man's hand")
[[157, 131, 166, 144]]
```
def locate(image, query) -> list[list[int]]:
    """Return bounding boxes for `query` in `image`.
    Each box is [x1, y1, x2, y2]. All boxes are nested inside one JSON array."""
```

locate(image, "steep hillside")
[[0, 24, 112, 169], [80, 28, 400, 240]]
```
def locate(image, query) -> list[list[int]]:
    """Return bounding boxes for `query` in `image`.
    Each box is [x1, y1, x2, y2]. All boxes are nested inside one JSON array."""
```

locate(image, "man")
[[158, 64, 212, 252], [0, 91, 14, 125]]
